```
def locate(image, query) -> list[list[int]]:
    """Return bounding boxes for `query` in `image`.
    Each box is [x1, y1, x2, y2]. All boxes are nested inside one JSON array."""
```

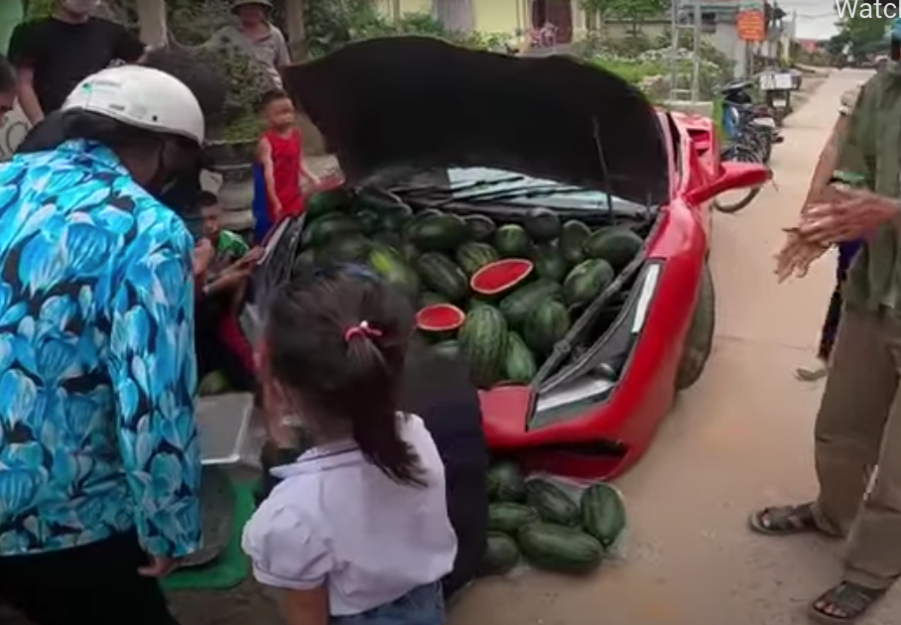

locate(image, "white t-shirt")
[[241, 414, 457, 616]]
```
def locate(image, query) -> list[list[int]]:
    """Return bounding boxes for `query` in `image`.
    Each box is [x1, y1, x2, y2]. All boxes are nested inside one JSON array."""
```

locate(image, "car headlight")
[[530, 261, 663, 427]]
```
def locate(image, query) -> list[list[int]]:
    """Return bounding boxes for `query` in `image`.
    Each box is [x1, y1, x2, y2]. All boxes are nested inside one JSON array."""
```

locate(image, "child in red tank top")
[[256, 89, 320, 226]]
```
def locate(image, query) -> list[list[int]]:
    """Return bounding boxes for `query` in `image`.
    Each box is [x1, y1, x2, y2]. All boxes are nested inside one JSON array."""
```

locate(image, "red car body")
[[480, 111, 756, 480], [283, 37, 769, 481]]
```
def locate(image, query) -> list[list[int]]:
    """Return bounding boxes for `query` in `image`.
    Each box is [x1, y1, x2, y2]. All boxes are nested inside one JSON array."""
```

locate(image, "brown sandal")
[[748, 503, 824, 536], [808, 582, 885, 624]]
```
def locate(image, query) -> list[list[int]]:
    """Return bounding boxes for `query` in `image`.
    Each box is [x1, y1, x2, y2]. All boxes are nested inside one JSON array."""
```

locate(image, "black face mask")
[[148, 139, 206, 235]]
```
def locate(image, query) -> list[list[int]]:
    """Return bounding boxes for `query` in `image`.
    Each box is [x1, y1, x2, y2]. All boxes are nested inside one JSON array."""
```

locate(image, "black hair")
[[892, 38, 901, 62], [197, 190, 219, 209], [264, 270, 424, 486], [257, 88, 291, 113], [0, 53, 14, 95]]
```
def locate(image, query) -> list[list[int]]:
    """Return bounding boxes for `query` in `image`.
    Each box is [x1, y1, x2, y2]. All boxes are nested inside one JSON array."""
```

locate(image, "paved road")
[[448, 69, 893, 625]]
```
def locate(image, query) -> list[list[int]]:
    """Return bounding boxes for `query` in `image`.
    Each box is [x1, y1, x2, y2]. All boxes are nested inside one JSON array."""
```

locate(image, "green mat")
[[162, 480, 255, 592]]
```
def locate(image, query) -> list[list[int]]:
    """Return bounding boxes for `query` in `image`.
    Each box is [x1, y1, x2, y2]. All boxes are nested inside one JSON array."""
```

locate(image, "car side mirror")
[[687, 161, 771, 205]]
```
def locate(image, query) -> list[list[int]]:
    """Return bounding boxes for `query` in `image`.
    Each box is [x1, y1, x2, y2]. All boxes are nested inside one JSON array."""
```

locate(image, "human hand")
[[238, 246, 265, 267], [774, 231, 829, 283], [138, 554, 180, 578], [798, 185, 898, 246], [803, 184, 848, 213]]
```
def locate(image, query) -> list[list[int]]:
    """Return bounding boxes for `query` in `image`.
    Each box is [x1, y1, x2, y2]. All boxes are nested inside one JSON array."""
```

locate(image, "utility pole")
[[135, 0, 167, 47], [669, 0, 702, 104]]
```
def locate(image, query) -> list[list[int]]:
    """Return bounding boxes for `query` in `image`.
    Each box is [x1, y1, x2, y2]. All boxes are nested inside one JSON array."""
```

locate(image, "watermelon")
[[455, 242, 499, 276], [525, 479, 580, 526], [370, 230, 403, 249], [580, 483, 626, 548], [559, 220, 591, 265], [523, 208, 561, 242], [408, 214, 469, 252], [403, 208, 444, 239], [518, 523, 604, 574], [305, 188, 351, 220], [583, 226, 643, 270], [493, 224, 531, 258], [531, 243, 568, 282], [499, 279, 561, 328], [355, 189, 413, 222], [458, 304, 508, 388], [523, 299, 571, 356], [416, 303, 465, 334], [431, 340, 461, 360], [488, 503, 539, 534], [479, 532, 520, 576], [503, 332, 537, 384], [415, 253, 469, 302], [464, 214, 497, 242], [320, 235, 371, 265], [367, 245, 420, 299], [303, 214, 360, 248], [355, 209, 381, 235], [562, 259, 615, 308], [199, 371, 230, 396], [486, 461, 526, 502], [418, 291, 448, 308], [401, 242, 420, 263], [470, 259, 534, 298]]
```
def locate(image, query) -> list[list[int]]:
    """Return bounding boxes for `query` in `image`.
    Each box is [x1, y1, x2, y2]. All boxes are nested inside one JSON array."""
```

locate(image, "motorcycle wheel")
[[714, 144, 764, 214]]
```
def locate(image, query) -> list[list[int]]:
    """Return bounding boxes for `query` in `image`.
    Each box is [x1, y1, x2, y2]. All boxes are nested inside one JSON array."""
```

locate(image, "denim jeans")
[[331, 582, 444, 625]]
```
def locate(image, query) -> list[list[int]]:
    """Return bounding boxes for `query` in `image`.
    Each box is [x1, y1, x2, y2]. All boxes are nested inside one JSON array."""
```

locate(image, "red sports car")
[[263, 37, 769, 480]]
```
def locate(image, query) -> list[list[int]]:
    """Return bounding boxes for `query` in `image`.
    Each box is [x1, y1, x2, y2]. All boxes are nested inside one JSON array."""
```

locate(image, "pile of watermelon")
[[481, 461, 626, 576], [299, 188, 643, 388]]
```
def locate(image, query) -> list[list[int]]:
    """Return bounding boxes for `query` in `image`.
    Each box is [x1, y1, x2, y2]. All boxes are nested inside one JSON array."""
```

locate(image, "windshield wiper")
[[388, 174, 527, 196], [447, 185, 592, 204]]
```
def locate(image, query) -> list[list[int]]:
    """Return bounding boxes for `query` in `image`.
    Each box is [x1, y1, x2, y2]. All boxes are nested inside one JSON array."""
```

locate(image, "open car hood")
[[282, 37, 669, 205]]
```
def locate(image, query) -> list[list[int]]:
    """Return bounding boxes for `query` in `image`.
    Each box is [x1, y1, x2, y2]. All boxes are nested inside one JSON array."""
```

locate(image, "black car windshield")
[[436, 167, 644, 212]]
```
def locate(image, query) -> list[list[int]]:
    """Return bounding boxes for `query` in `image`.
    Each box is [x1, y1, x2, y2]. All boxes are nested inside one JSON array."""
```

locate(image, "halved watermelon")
[[471, 259, 534, 297], [416, 303, 466, 333]]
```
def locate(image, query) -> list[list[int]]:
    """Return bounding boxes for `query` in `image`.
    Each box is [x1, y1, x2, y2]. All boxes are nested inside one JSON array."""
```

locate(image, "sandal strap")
[[759, 503, 816, 530], [817, 583, 885, 616]]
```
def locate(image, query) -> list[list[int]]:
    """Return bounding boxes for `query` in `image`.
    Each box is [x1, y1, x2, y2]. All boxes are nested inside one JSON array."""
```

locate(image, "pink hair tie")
[[344, 320, 383, 342]]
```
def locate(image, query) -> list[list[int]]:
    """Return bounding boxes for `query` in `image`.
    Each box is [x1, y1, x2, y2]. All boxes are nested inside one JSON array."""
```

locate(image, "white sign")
[[758, 72, 794, 91]]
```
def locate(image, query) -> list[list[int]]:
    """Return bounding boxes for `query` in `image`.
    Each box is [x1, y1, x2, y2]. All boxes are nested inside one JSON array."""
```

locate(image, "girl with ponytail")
[[242, 268, 456, 625]]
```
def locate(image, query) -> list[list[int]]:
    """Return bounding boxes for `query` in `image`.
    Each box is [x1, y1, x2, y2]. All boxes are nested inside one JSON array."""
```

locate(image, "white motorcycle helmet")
[[61, 65, 205, 145]]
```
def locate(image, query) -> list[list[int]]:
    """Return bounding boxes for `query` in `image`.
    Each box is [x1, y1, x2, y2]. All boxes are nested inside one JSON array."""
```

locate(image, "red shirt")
[[263, 128, 303, 219]]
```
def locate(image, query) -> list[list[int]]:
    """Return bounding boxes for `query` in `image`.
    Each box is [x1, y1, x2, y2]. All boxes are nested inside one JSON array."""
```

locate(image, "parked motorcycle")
[[758, 68, 797, 127], [714, 82, 778, 213]]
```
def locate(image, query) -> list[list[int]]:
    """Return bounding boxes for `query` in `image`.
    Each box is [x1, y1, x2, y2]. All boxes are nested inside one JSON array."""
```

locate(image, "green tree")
[[580, 0, 619, 33], [609, 0, 668, 34], [834, 0, 891, 57]]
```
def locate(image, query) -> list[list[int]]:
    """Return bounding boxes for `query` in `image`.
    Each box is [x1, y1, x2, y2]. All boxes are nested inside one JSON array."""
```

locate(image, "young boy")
[[252, 89, 320, 241], [199, 190, 255, 286], [195, 191, 259, 390]]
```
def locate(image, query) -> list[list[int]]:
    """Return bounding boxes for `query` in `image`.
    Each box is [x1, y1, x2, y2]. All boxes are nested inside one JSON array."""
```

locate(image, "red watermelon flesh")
[[470, 259, 534, 296], [416, 304, 466, 332]]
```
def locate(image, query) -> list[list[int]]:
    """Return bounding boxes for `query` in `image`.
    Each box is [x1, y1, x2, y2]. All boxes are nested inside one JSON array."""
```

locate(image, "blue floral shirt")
[[0, 140, 201, 557]]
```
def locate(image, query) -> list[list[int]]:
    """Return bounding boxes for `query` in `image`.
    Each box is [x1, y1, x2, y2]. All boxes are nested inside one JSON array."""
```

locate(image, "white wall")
[[711, 22, 747, 78]]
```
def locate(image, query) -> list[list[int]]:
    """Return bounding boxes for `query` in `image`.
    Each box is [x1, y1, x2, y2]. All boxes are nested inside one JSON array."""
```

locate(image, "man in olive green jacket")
[[749, 23, 901, 624]]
